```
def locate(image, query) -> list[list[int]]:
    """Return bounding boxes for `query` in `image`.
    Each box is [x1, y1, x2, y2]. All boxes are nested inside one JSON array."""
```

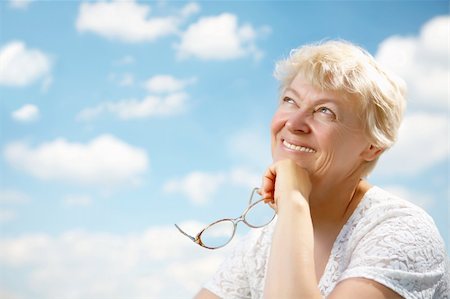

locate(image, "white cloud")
[[75, 1, 197, 43], [373, 112, 449, 176], [3, 135, 149, 188], [0, 41, 51, 87], [143, 75, 196, 94], [0, 225, 231, 298], [376, 15, 449, 110], [176, 13, 267, 60], [77, 92, 189, 121], [11, 104, 40, 123], [8, 0, 33, 9], [164, 171, 226, 205]]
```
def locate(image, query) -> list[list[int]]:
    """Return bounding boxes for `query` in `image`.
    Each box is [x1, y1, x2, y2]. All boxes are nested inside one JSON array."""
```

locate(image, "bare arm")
[[261, 159, 320, 298], [264, 193, 320, 298]]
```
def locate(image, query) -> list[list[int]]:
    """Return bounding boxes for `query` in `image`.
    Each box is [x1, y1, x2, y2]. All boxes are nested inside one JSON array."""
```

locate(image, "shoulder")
[[340, 186, 449, 297], [350, 186, 442, 243]]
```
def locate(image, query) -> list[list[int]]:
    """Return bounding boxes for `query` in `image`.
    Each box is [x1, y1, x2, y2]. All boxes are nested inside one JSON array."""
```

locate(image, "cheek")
[[325, 128, 368, 162], [270, 110, 287, 136], [270, 110, 287, 160]]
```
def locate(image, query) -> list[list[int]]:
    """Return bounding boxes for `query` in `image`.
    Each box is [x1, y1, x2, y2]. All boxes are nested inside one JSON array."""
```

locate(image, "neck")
[[308, 177, 371, 228]]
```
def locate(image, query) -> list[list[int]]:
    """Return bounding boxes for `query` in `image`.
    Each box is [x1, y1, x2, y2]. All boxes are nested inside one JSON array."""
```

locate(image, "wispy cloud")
[[11, 104, 40, 123], [8, 0, 33, 9], [114, 55, 135, 66], [3, 135, 149, 188], [79, 73, 195, 121], [176, 13, 270, 60], [77, 92, 189, 121], [75, 1, 199, 43], [376, 15, 449, 110], [143, 75, 196, 94], [0, 41, 51, 87], [108, 72, 135, 87]]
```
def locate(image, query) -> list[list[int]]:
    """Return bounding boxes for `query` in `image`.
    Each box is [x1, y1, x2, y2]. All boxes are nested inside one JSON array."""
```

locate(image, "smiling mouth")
[[282, 139, 316, 153]]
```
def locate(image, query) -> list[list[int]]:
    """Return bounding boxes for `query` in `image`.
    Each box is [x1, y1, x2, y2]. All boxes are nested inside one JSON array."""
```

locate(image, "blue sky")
[[0, 0, 448, 298]]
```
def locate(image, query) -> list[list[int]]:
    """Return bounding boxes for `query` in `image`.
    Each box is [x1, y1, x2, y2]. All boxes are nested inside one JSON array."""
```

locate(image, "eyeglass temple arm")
[[174, 224, 196, 242], [249, 187, 260, 205]]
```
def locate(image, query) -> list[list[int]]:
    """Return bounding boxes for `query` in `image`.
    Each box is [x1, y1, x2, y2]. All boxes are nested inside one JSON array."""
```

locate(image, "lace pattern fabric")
[[204, 186, 449, 299]]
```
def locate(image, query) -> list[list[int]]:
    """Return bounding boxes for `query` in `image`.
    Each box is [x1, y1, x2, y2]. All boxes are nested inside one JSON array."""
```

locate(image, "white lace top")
[[204, 186, 449, 298]]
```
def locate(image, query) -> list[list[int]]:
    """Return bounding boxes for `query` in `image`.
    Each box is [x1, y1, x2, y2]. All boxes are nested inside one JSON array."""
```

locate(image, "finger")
[[261, 164, 277, 198], [264, 196, 274, 204]]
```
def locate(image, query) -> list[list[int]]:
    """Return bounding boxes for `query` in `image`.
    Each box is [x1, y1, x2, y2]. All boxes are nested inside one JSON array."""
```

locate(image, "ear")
[[361, 144, 384, 162]]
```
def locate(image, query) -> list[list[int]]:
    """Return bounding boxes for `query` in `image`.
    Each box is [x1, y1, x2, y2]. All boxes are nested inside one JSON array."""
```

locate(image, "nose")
[[285, 109, 311, 134]]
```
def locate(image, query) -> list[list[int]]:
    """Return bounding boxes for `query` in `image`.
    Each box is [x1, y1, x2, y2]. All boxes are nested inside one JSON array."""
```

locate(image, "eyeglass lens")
[[199, 220, 235, 249], [244, 199, 275, 228]]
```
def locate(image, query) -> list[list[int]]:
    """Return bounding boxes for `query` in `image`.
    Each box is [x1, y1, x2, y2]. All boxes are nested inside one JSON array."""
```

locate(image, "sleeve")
[[338, 207, 449, 298], [203, 231, 255, 299]]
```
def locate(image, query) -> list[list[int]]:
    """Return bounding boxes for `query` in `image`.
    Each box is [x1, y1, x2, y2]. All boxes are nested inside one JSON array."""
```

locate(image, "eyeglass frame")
[[174, 187, 276, 250]]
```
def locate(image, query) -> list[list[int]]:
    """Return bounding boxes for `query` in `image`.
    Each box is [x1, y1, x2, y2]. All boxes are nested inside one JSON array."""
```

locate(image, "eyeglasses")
[[175, 187, 276, 250]]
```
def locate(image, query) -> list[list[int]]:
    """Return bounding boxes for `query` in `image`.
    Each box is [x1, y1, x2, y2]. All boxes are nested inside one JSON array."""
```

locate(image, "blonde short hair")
[[274, 40, 407, 176]]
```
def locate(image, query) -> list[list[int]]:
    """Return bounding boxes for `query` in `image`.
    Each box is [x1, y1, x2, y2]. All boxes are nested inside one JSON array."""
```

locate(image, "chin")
[[273, 152, 310, 169]]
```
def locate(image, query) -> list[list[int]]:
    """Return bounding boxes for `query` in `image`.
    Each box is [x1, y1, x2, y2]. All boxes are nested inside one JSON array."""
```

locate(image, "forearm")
[[263, 192, 322, 299]]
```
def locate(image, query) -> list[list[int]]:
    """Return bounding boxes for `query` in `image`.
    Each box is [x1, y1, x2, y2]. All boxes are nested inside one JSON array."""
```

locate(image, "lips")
[[282, 139, 316, 153]]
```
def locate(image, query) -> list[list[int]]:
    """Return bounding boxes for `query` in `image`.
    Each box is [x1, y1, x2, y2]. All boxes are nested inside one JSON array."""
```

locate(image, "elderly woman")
[[194, 40, 449, 298]]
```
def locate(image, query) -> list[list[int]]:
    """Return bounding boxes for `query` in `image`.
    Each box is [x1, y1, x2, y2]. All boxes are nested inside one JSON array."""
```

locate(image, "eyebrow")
[[284, 86, 338, 107], [285, 87, 302, 100]]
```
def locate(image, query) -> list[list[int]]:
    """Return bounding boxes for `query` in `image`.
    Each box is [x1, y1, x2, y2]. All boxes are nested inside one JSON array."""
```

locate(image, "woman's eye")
[[318, 107, 332, 114], [282, 97, 295, 104], [315, 107, 336, 119]]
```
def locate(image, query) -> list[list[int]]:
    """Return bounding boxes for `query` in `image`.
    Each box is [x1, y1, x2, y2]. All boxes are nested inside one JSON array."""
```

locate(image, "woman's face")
[[271, 73, 374, 183]]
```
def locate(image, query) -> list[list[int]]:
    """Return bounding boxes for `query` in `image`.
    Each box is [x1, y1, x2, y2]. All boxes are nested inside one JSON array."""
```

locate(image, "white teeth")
[[283, 140, 315, 153]]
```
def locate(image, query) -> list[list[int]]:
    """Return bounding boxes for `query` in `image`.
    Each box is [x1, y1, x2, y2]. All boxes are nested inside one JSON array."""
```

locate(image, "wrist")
[[277, 190, 310, 217]]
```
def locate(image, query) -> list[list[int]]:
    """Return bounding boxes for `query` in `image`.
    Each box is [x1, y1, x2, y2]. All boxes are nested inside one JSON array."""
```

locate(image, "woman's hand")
[[260, 159, 312, 214]]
